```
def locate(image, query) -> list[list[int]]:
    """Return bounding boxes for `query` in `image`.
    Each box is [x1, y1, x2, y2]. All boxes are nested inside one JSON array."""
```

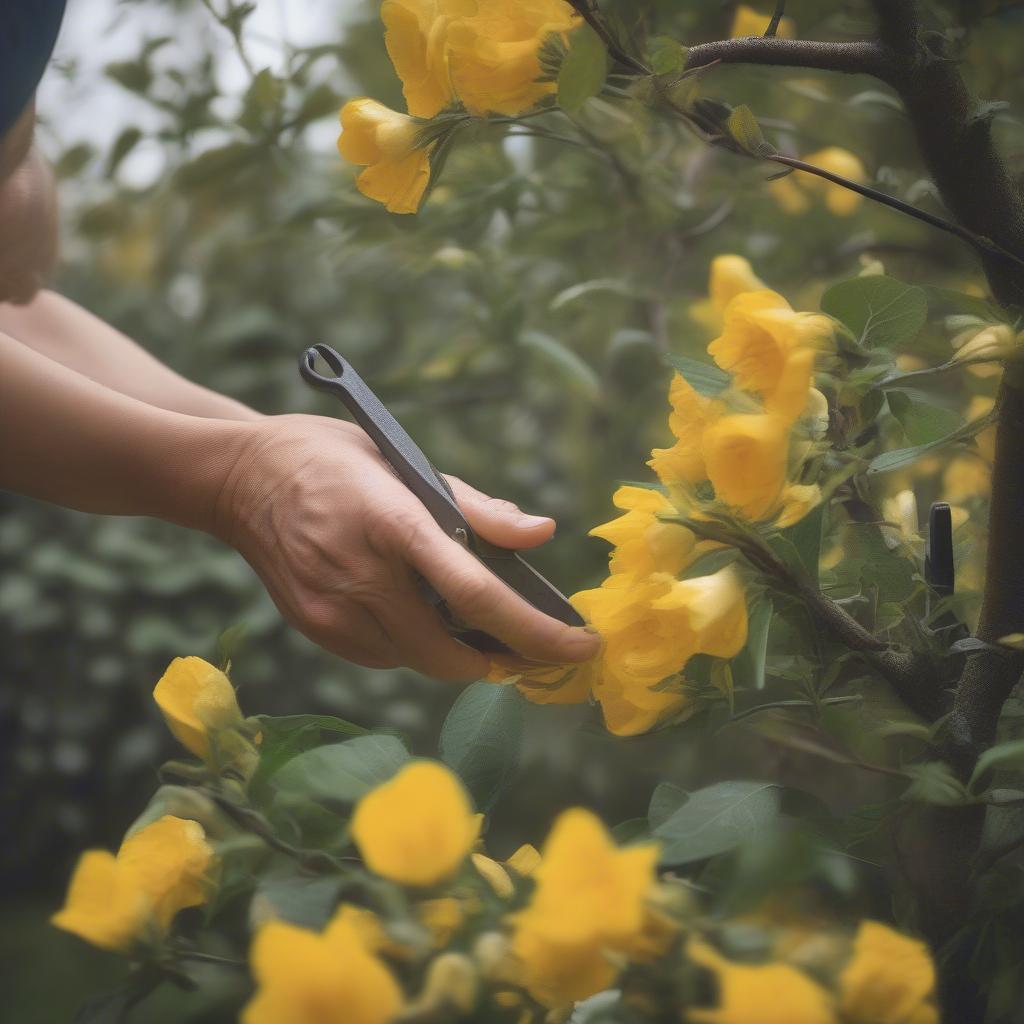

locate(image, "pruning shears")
[[299, 344, 584, 654]]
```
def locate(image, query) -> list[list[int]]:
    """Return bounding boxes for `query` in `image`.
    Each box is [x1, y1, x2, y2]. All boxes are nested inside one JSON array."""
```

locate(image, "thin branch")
[[769, 154, 1024, 270], [685, 37, 893, 81], [765, 0, 787, 38], [566, 0, 650, 75]]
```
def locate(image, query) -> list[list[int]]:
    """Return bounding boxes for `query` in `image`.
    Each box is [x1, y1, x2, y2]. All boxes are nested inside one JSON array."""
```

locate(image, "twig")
[[765, 0, 787, 38], [565, 0, 650, 75], [768, 154, 1024, 270]]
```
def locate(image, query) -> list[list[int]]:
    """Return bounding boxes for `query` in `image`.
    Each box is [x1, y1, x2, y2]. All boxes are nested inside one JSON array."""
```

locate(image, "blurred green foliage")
[[4, 0, 1024, 1019]]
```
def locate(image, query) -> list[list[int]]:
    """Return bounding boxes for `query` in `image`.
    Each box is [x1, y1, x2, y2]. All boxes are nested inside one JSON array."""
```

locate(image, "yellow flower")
[[952, 323, 1019, 363], [351, 761, 480, 886], [731, 5, 796, 39], [153, 656, 244, 765], [838, 921, 938, 1024], [708, 290, 831, 420], [703, 413, 791, 520], [381, 0, 458, 118], [51, 851, 150, 952], [338, 98, 432, 214], [52, 815, 214, 951], [802, 146, 868, 216], [775, 483, 823, 528], [243, 907, 404, 1024], [690, 254, 767, 332], [446, 0, 579, 116], [648, 372, 723, 485], [589, 485, 699, 577], [511, 808, 659, 1007], [768, 172, 812, 215], [651, 567, 749, 659], [687, 940, 835, 1024]]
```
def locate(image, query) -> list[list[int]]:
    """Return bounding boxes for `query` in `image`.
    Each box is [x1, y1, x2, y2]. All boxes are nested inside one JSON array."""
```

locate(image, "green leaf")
[[56, 143, 95, 179], [174, 142, 260, 189], [726, 104, 773, 156], [664, 353, 730, 396], [551, 277, 637, 310], [439, 682, 525, 811], [105, 59, 153, 94], [520, 330, 600, 400], [250, 713, 369, 799], [105, 127, 143, 177], [867, 412, 991, 474], [924, 285, 1002, 321], [240, 68, 286, 133], [821, 275, 928, 350], [682, 546, 740, 579], [649, 780, 782, 866], [732, 598, 772, 691], [903, 762, 970, 806], [970, 739, 1024, 789], [294, 83, 342, 126], [649, 36, 686, 75], [557, 25, 608, 113], [886, 391, 964, 446], [271, 733, 408, 804], [254, 871, 346, 930], [778, 502, 826, 583]]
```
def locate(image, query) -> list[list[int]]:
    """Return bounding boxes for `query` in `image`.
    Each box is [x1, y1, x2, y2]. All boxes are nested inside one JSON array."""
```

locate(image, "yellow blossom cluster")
[[490, 256, 831, 735], [337, 0, 579, 212]]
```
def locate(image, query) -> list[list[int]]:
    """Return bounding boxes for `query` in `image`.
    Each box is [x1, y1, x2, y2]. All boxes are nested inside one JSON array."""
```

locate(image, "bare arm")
[[0, 333, 598, 678], [0, 290, 261, 420]]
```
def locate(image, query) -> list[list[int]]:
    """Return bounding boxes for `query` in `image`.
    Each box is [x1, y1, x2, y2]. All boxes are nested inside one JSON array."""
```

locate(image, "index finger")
[[407, 532, 599, 664]]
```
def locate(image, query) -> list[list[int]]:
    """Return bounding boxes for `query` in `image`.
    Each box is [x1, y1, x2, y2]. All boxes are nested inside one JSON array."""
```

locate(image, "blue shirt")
[[0, 0, 68, 137]]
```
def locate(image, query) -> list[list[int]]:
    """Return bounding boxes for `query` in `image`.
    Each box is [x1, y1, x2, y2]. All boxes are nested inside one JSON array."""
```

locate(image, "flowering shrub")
[[55, 656, 940, 1022], [41, 1, 1024, 1021]]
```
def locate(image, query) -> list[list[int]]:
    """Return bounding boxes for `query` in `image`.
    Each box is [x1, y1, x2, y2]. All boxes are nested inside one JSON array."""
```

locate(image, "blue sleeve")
[[0, 0, 68, 138]]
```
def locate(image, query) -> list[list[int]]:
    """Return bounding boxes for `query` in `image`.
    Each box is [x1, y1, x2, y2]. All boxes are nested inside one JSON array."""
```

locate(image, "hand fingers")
[[408, 530, 600, 665], [283, 595, 403, 670], [444, 475, 555, 551], [371, 579, 490, 683]]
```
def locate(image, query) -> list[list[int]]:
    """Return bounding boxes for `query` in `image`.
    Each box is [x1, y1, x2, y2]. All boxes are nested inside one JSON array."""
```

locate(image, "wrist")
[[150, 414, 261, 536]]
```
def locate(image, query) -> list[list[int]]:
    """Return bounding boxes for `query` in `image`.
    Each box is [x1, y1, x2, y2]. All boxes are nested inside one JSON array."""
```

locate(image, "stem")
[[765, 0, 787, 38], [769, 155, 1024, 270], [565, 0, 650, 75]]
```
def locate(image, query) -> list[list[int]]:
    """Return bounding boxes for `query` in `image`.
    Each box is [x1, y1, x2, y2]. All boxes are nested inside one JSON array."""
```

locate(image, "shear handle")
[[300, 345, 471, 541]]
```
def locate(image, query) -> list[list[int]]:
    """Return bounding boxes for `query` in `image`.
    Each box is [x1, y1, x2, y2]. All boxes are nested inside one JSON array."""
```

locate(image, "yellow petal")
[[838, 921, 937, 1024], [687, 940, 835, 1024], [775, 483, 822, 529], [472, 853, 515, 898], [351, 761, 479, 886], [506, 844, 541, 876], [382, 0, 455, 118], [116, 815, 214, 930], [51, 851, 149, 952], [704, 413, 790, 520], [244, 918, 404, 1024]]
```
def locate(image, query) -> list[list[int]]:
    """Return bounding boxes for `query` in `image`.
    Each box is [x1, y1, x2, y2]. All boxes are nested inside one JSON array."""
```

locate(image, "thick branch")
[[867, 0, 1024, 306], [685, 37, 893, 81]]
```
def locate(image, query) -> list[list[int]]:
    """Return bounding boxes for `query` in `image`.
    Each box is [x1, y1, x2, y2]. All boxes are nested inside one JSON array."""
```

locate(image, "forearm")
[[0, 330, 253, 531], [0, 290, 262, 420]]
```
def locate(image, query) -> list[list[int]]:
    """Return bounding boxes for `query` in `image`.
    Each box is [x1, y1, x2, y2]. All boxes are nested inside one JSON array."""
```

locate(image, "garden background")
[[2, 1, 1022, 1020]]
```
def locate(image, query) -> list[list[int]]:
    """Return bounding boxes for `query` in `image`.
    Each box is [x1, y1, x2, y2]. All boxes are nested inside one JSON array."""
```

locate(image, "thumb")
[[444, 475, 555, 550]]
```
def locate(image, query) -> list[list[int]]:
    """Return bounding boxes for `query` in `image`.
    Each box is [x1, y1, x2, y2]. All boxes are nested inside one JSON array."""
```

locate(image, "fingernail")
[[583, 625, 600, 635], [517, 513, 554, 528]]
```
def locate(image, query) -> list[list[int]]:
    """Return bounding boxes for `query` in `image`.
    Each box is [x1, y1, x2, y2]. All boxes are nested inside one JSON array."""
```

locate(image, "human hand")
[[213, 414, 600, 681]]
